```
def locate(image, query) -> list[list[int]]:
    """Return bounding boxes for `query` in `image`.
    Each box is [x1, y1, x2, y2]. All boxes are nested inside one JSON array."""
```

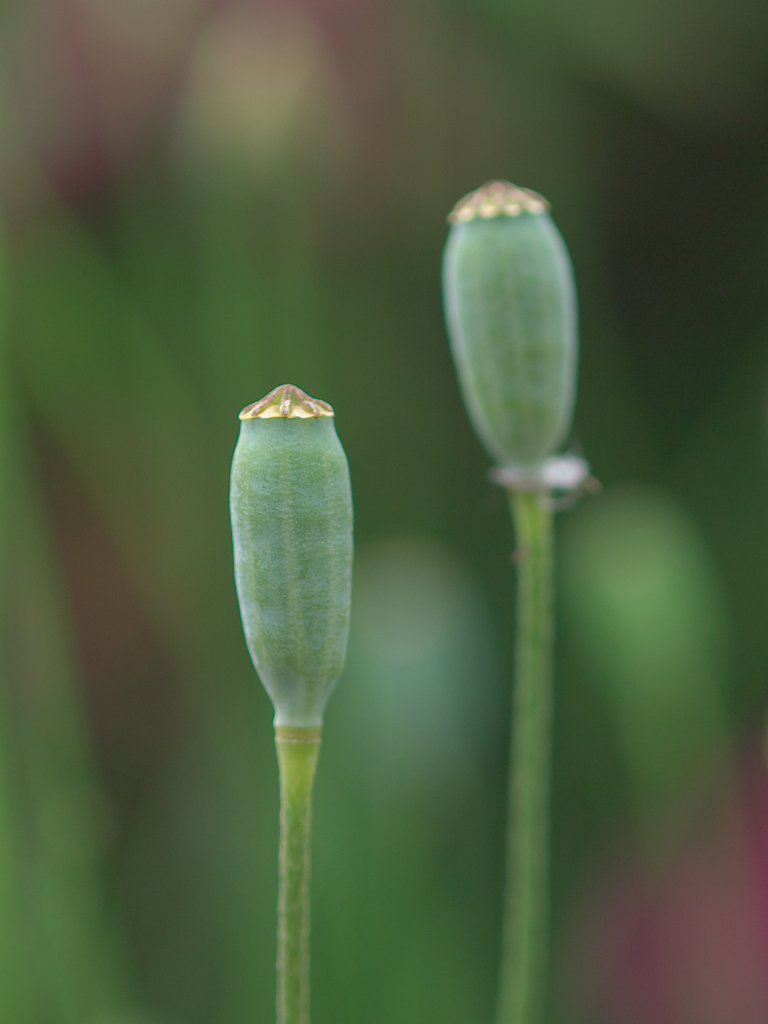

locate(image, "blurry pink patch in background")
[[0, 0, 412, 220], [2, 0, 210, 204], [572, 747, 768, 1024]]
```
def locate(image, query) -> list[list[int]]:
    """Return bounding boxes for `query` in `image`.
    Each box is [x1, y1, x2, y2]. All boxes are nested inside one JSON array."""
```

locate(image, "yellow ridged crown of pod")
[[229, 384, 353, 727], [442, 181, 579, 477]]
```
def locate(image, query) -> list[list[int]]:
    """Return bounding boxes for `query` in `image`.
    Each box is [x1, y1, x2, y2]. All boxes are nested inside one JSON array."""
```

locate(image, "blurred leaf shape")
[[312, 536, 501, 1024], [12, 207, 217, 642], [560, 486, 730, 846], [0, 208, 135, 1021], [8, 455, 131, 1024], [337, 535, 500, 791], [0, 198, 31, 1023]]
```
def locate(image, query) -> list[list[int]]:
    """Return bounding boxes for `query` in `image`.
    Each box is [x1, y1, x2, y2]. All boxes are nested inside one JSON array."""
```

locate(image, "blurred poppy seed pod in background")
[[442, 181, 579, 478], [229, 384, 353, 727]]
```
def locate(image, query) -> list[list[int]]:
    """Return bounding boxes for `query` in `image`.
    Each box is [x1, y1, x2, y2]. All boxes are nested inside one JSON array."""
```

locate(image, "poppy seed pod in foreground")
[[230, 384, 353, 728], [442, 181, 578, 478]]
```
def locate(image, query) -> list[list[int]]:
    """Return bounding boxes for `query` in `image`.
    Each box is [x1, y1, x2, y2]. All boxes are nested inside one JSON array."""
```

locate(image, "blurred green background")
[[2, 0, 768, 1022]]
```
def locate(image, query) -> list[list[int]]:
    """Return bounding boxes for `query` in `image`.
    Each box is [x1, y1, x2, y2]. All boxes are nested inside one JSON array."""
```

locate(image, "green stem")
[[496, 489, 554, 1024], [274, 725, 322, 1024]]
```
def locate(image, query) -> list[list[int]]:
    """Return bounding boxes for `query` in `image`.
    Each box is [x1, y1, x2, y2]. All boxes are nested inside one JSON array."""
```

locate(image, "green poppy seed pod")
[[442, 181, 578, 478], [230, 384, 353, 727]]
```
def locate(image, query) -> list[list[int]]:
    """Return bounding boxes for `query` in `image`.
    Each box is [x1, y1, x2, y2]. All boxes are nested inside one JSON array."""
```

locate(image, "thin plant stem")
[[275, 725, 322, 1024], [496, 489, 554, 1024]]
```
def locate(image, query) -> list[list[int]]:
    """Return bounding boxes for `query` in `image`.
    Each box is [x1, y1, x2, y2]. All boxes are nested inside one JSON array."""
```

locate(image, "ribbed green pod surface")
[[442, 181, 578, 476], [230, 384, 353, 728]]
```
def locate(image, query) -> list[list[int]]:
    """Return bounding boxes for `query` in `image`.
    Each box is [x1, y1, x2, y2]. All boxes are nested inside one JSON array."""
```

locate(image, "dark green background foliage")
[[1, 0, 768, 1022]]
